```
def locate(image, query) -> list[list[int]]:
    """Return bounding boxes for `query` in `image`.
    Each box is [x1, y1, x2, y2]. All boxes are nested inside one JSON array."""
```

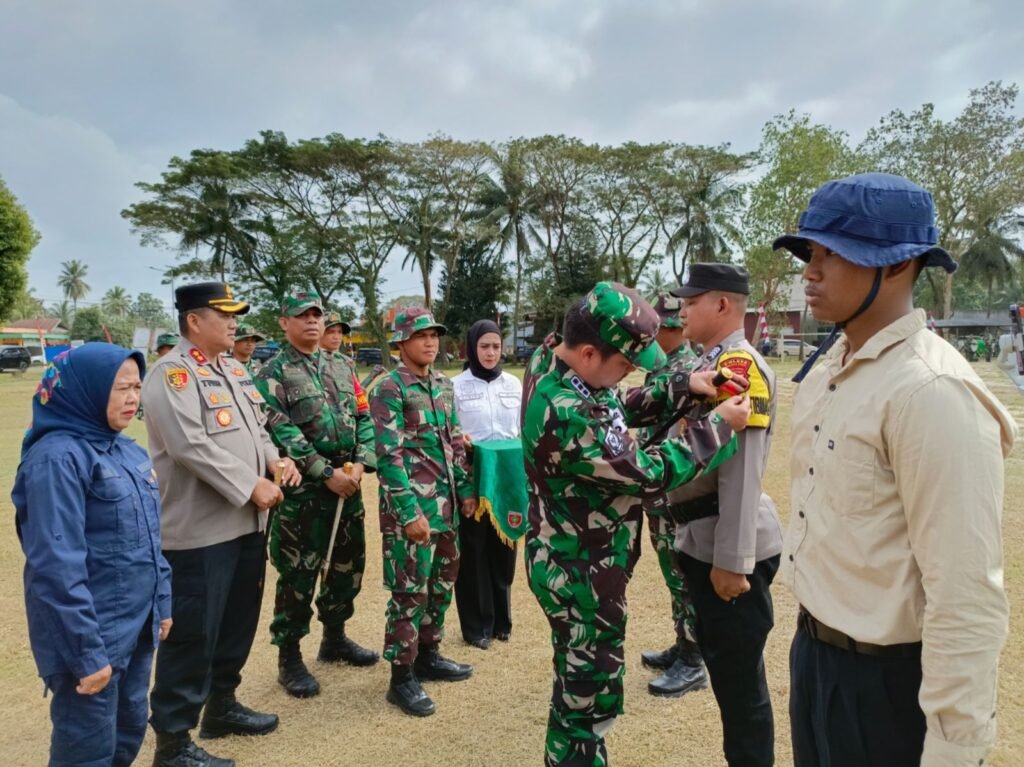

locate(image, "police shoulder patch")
[[165, 367, 190, 391], [716, 350, 771, 428]]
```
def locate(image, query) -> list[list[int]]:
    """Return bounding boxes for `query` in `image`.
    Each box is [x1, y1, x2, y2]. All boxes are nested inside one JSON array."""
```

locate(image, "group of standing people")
[[12, 171, 1018, 767]]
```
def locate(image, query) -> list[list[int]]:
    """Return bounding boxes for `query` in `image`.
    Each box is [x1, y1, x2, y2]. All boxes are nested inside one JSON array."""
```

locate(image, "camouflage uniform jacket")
[[254, 343, 375, 480], [370, 363, 472, 533], [635, 342, 700, 448], [521, 334, 738, 568]]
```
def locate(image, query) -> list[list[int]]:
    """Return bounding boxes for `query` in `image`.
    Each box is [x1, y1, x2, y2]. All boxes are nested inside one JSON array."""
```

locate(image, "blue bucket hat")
[[772, 173, 957, 274]]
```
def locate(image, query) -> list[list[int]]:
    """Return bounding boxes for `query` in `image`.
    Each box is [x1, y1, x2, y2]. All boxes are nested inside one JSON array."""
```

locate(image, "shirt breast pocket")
[[285, 381, 322, 425], [202, 399, 242, 435], [458, 391, 484, 412], [823, 437, 876, 518], [86, 467, 142, 552], [498, 392, 520, 410]]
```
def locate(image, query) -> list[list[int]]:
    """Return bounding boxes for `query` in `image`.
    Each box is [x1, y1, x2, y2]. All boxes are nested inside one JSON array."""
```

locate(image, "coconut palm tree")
[[48, 300, 72, 329], [961, 216, 1024, 316], [640, 268, 673, 301], [102, 286, 132, 318], [58, 260, 90, 313]]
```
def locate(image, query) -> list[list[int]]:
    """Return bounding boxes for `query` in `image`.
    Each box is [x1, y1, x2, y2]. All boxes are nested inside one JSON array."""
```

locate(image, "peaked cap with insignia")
[[175, 282, 249, 314]]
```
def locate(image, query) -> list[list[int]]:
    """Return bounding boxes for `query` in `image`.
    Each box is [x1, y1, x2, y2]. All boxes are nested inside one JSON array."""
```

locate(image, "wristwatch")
[[321, 465, 335, 480]]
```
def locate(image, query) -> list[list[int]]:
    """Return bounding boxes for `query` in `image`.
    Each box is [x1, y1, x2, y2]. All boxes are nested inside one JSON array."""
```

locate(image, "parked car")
[[773, 339, 818, 357], [25, 345, 46, 366], [0, 346, 32, 372], [251, 344, 280, 363], [514, 345, 537, 363], [355, 347, 384, 366]]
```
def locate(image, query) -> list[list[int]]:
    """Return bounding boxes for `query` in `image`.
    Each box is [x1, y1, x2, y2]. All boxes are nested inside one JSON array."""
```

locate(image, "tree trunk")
[[511, 243, 525, 355], [420, 251, 432, 310], [943, 272, 954, 320]]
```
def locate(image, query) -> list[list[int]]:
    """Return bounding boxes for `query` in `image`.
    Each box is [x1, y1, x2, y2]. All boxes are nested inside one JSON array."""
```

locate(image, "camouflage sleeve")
[[448, 400, 473, 502], [621, 367, 694, 428], [370, 376, 419, 526], [350, 363, 376, 472], [563, 407, 737, 499], [254, 365, 328, 480]]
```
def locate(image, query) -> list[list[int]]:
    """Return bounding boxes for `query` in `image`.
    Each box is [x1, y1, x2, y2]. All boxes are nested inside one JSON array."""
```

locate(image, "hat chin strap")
[[792, 268, 883, 383]]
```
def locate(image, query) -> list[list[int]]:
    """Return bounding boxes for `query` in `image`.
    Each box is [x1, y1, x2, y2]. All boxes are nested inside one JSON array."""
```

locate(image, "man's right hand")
[[403, 516, 430, 544], [77, 664, 112, 695], [325, 472, 360, 499], [713, 395, 751, 432], [250, 477, 284, 510]]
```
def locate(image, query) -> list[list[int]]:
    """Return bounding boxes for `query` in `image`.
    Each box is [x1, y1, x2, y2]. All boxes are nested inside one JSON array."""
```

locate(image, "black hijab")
[[464, 319, 503, 382]]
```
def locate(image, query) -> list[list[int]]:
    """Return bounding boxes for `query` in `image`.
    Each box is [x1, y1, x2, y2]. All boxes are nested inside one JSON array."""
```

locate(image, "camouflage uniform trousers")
[[645, 510, 698, 645], [526, 539, 631, 767], [268, 482, 365, 646], [382, 528, 460, 666]]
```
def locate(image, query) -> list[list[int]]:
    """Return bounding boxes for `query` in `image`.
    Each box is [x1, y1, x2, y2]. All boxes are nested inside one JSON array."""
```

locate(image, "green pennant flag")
[[471, 439, 529, 546]]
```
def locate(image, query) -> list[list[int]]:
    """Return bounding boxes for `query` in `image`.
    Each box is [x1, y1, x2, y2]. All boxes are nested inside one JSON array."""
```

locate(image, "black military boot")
[[199, 691, 279, 739], [648, 642, 709, 698], [318, 627, 380, 666], [277, 641, 321, 698], [385, 664, 436, 717], [152, 731, 235, 767], [413, 646, 473, 682], [640, 643, 679, 670]]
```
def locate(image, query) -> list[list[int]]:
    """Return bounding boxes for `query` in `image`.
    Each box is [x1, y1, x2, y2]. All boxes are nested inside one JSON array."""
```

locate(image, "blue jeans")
[[47, 633, 154, 767]]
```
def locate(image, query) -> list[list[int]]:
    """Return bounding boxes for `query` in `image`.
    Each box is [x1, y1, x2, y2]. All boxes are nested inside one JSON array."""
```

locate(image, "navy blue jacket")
[[13, 432, 171, 680]]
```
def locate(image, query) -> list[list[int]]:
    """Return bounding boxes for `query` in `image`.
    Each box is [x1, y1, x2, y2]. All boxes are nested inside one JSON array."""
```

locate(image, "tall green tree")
[[436, 240, 511, 344], [58, 259, 90, 314], [0, 177, 41, 326], [10, 287, 45, 321], [71, 306, 134, 347], [102, 286, 132, 317], [959, 216, 1024, 316], [48, 300, 72, 328], [860, 81, 1024, 317]]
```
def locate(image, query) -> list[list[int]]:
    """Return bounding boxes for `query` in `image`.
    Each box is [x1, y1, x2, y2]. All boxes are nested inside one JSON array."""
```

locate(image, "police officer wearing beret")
[[143, 282, 301, 767]]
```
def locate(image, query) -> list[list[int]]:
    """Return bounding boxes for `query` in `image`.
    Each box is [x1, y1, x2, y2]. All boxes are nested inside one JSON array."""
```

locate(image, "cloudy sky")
[[2, 0, 1022, 312]]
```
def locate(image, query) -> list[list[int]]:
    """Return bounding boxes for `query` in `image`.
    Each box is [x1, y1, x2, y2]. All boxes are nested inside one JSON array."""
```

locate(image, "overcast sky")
[[2, 0, 1022, 313]]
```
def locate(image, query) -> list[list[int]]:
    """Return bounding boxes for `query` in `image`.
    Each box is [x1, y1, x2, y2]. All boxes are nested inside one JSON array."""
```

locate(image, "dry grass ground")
[[0, 358, 1021, 766]]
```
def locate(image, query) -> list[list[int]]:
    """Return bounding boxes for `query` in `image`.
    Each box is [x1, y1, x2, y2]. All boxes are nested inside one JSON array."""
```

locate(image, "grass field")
[[0, 359, 1021, 766]]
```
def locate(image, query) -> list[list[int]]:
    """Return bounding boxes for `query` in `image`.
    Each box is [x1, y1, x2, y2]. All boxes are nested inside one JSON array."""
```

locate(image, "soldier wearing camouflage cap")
[[320, 311, 352, 356], [254, 289, 379, 700], [232, 322, 267, 377], [370, 307, 477, 717], [634, 293, 707, 696], [156, 333, 179, 357], [521, 281, 752, 765]]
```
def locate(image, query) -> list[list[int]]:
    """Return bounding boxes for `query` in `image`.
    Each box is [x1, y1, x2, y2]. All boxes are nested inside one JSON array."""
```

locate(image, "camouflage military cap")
[[390, 307, 446, 344], [234, 323, 266, 341], [281, 289, 324, 317], [324, 311, 352, 334], [582, 281, 666, 371], [652, 293, 684, 329], [156, 333, 179, 349]]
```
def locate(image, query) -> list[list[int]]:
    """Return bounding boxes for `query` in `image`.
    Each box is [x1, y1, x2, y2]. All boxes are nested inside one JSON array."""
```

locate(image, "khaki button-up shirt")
[[783, 309, 1016, 766]]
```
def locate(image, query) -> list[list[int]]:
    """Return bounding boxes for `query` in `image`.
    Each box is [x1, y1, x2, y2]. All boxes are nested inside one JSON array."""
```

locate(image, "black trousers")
[[789, 622, 925, 767], [679, 552, 780, 767], [150, 532, 266, 735], [454, 513, 516, 641]]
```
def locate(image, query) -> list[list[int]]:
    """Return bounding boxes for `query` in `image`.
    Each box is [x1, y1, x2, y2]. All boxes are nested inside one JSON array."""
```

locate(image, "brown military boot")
[[277, 641, 320, 698]]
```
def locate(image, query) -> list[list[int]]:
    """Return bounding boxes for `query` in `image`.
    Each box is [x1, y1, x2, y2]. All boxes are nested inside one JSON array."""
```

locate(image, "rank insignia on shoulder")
[[189, 348, 209, 365], [215, 409, 233, 427], [166, 368, 190, 391], [705, 345, 724, 363], [568, 374, 592, 401], [231, 368, 245, 377], [196, 368, 211, 377]]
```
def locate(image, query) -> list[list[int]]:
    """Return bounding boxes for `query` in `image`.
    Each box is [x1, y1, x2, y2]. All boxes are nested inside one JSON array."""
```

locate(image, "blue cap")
[[772, 173, 957, 274]]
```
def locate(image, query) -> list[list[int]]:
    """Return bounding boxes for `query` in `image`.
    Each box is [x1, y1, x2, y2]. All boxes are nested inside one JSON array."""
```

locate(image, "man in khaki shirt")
[[774, 174, 1017, 767]]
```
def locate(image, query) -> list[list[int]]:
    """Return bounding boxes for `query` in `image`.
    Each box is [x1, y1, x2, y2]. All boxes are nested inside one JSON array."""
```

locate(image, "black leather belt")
[[798, 607, 921, 658], [667, 494, 719, 524]]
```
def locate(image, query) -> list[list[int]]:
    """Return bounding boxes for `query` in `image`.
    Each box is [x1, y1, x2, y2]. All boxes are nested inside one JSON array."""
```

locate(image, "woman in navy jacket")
[[13, 343, 172, 767]]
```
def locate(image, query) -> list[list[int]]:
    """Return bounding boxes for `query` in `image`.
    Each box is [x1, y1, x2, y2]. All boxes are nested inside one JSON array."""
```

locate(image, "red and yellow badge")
[[353, 376, 369, 413], [215, 408, 233, 427], [715, 351, 771, 428], [189, 348, 208, 365], [165, 367, 190, 392]]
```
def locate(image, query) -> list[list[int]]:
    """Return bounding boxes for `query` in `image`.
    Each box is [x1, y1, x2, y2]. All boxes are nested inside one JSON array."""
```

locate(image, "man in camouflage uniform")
[[371, 308, 477, 718], [254, 290, 379, 699], [320, 311, 351, 357], [637, 293, 709, 698], [522, 281, 752, 767], [156, 332, 179, 357], [232, 323, 266, 376]]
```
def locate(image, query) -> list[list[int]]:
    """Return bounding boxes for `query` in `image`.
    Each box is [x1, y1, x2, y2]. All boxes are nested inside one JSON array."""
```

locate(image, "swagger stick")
[[321, 462, 354, 584]]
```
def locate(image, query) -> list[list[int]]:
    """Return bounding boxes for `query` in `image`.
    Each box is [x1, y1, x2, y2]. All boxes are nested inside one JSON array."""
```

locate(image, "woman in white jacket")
[[452, 320, 522, 649]]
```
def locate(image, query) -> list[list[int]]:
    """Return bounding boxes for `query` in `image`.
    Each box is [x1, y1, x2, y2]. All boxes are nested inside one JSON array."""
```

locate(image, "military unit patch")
[[165, 368, 190, 391]]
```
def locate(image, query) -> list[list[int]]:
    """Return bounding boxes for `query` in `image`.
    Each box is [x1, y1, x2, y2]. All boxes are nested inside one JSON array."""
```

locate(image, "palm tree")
[[396, 197, 448, 310], [475, 142, 542, 353], [102, 286, 132, 318], [961, 216, 1024, 316], [58, 260, 90, 313], [180, 182, 256, 281], [668, 171, 744, 268], [640, 268, 673, 301], [48, 300, 72, 329]]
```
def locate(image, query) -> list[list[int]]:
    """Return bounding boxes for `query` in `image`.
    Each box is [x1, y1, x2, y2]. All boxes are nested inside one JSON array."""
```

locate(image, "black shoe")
[[648, 657, 709, 698], [465, 636, 490, 650], [318, 630, 380, 667], [414, 647, 473, 681], [153, 733, 235, 767], [199, 694, 279, 739], [277, 642, 320, 698], [640, 643, 679, 670], [494, 631, 511, 642], [385, 664, 435, 717]]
